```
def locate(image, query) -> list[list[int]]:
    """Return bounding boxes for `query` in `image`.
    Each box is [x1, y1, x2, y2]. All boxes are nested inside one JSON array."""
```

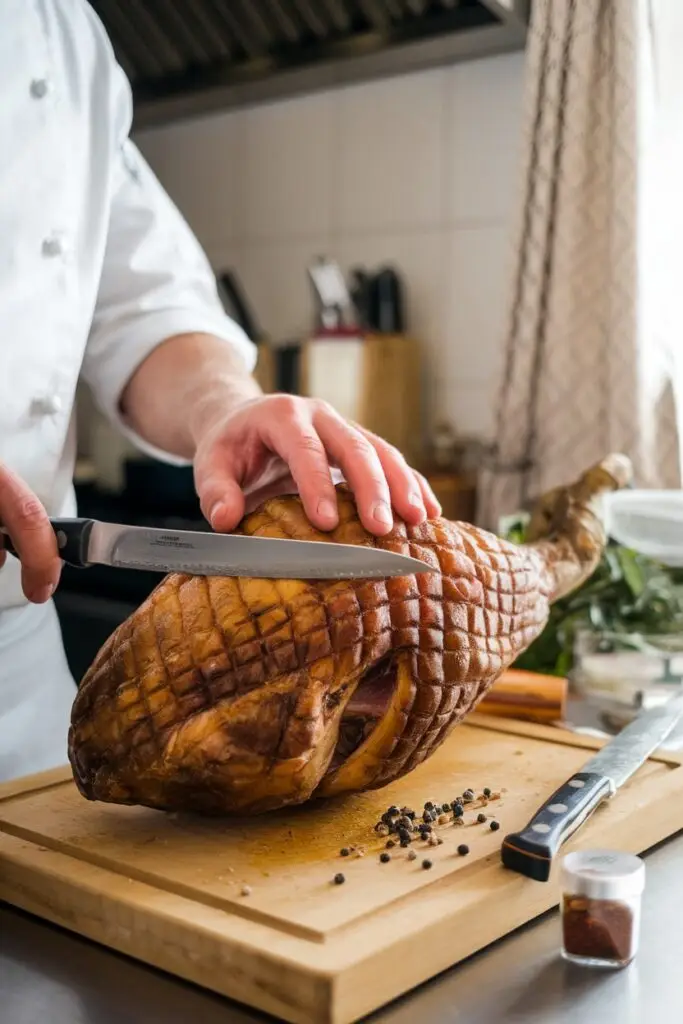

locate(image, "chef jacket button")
[[31, 395, 63, 417], [41, 235, 64, 258], [30, 78, 50, 99]]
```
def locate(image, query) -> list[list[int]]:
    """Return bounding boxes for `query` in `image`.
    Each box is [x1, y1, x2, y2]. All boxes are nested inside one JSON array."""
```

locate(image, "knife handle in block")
[[1, 518, 95, 568], [500, 772, 614, 882]]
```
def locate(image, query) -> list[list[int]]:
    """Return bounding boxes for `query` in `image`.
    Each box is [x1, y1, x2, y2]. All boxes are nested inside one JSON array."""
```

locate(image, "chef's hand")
[[0, 463, 62, 602], [192, 395, 441, 535]]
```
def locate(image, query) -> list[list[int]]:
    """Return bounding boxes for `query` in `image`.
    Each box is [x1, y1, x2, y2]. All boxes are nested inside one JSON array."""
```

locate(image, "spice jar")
[[559, 849, 645, 969]]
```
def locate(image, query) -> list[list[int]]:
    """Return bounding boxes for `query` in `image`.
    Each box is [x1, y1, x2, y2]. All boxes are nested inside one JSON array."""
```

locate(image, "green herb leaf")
[[502, 521, 683, 676]]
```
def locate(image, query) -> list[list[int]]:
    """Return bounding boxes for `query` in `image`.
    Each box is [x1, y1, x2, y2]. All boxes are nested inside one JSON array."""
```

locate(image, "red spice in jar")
[[559, 849, 645, 968], [562, 895, 635, 963]]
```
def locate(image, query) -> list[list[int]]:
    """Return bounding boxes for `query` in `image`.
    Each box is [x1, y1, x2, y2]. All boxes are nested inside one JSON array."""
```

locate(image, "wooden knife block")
[[300, 332, 423, 467], [420, 470, 477, 522]]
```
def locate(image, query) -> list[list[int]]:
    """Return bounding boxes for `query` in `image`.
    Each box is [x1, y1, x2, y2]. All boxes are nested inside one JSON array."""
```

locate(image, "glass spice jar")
[[559, 849, 645, 969]]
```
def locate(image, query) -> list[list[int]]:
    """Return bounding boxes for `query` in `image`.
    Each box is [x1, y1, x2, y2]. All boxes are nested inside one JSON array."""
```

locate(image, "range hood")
[[90, 0, 530, 129]]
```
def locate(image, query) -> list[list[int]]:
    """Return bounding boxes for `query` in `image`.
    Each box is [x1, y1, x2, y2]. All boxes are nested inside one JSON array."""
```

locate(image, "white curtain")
[[478, 0, 682, 531]]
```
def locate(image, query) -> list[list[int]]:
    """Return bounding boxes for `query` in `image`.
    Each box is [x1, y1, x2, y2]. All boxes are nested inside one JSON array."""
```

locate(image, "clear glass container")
[[572, 627, 683, 715], [560, 849, 645, 968]]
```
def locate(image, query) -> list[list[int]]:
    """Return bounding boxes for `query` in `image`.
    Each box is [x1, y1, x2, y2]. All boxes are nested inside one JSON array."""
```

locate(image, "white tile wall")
[[136, 51, 526, 446]]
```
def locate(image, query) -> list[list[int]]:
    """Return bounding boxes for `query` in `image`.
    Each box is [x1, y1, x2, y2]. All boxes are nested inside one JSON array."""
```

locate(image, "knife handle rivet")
[[532, 823, 551, 834], [56, 530, 67, 549], [568, 779, 586, 788], [548, 803, 569, 814]]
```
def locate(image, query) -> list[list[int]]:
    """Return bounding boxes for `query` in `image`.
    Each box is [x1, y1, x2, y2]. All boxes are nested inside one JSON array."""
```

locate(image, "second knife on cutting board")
[[501, 692, 683, 881]]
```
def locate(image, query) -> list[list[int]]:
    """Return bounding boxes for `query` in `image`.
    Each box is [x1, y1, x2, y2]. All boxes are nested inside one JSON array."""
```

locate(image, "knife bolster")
[[51, 518, 96, 568]]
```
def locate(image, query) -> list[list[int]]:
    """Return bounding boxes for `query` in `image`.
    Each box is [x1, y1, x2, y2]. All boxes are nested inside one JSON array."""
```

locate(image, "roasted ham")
[[68, 454, 632, 815]]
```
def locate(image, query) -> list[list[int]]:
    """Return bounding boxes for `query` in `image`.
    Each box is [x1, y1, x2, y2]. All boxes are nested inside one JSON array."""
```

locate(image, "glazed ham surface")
[[68, 454, 631, 815]]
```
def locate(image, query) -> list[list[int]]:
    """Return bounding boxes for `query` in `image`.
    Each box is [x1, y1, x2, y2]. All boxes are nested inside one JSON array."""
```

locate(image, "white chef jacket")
[[0, 0, 256, 614]]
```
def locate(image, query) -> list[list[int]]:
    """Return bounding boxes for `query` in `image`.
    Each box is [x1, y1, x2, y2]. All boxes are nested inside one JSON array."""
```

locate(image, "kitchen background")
[[76, 50, 525, 493]]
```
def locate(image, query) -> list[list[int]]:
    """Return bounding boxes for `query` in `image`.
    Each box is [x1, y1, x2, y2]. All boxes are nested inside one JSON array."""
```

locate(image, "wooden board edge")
[[467, 713, 683, 766], [0, 765, 73, 803], [2, 760, 683, 1024], [0, 836, 334, 1024]]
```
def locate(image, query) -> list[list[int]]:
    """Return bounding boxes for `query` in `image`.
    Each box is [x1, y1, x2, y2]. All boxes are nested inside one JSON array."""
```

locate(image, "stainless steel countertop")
[[2, 831, 681, 1024]]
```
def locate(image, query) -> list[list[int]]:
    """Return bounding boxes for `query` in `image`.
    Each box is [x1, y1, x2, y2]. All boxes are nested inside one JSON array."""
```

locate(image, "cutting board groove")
[[1, 714, 682, 1024]]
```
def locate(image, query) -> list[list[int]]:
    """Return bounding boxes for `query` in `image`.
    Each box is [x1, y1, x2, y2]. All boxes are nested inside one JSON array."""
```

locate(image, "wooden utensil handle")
[[479, 670, 567, 724]]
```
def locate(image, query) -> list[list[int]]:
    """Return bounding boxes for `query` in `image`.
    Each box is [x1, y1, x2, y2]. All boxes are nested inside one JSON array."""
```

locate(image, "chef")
[[0, 0, 439, 783]]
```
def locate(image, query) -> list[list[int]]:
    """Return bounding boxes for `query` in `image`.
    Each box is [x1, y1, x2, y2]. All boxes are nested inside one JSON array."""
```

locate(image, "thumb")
[[194, 457, 245, 532]]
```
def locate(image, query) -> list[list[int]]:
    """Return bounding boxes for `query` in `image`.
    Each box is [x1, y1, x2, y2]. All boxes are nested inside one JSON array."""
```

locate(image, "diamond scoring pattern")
[[68, 488, 553, 814]]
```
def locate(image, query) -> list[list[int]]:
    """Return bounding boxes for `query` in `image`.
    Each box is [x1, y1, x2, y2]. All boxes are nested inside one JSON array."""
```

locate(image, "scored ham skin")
[[68, 454, 632, 816]]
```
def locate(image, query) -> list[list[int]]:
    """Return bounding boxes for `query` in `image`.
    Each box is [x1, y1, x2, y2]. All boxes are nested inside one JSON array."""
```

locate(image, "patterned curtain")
[[477, 0, 682, 531]]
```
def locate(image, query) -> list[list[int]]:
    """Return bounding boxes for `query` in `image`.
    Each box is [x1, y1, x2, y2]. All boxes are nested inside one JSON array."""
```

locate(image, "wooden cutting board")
[[1, 714, 682, 1024]]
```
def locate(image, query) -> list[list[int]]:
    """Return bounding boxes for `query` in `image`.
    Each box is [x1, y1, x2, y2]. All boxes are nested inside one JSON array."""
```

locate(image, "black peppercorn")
[[388, 805, 399, 816], [380, 852, 391, 863], [442, 803, 450, 813], [483, 787, 492, 798], [386, 839, 395, 849], [477, 813, 487, 824], [453, 803, 464, 818], [397, 829, 411, 844], [457, 844, 470, 856], [400, 838, 411, 848], [334, 873, 345, 885], [463, 789, 475, 803], [424, 801, 435, 811], [422, 859, 433, 870], [490, 820, 500, 832], [340, 847, 350, 857]]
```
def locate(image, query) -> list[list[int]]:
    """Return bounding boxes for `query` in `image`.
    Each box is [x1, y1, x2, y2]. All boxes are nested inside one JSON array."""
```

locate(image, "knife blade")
[[500, 692, 683, 882], [1, 517, 433, 580]]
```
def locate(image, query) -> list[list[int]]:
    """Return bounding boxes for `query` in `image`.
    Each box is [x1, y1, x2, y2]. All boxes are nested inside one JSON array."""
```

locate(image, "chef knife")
[[501, 692, 683, 882], [0, 518, 433, 580]]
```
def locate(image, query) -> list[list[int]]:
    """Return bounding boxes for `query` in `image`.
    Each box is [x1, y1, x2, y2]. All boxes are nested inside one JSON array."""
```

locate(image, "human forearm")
[[119, 332, 261, 460], [118, 330, 440, 537]]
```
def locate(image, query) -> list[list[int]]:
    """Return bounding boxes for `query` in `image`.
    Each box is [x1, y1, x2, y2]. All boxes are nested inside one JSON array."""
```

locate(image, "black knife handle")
[[500, 772, 615, 882], [1, 518, 95, 568]]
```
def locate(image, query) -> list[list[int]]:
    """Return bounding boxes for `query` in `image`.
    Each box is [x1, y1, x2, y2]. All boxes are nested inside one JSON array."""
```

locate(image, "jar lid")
[[560, 849, 646, 901]]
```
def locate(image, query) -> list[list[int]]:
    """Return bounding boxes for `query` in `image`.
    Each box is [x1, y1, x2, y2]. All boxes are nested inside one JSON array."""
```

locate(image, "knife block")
[[300, 331, 423, 467]]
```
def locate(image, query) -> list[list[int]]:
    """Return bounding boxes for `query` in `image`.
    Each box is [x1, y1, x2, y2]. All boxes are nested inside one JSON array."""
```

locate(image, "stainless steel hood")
[[90, 0, 530, 128]]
